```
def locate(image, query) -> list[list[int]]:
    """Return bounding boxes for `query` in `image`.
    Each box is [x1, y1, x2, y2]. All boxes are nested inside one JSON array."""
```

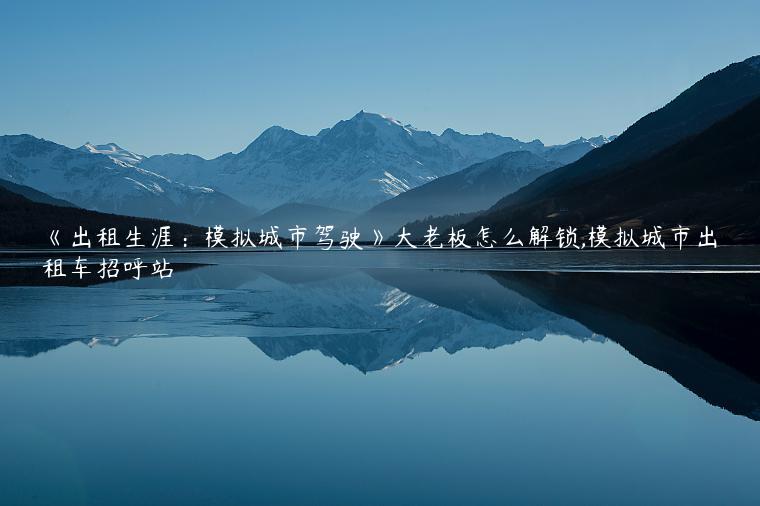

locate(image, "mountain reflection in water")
[[1, 261, 759, 421]]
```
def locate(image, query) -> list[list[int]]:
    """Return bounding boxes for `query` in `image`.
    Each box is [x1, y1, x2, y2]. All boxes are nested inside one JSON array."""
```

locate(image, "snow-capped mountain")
[[0, 113, 612, 225], [0, 135, 252, 225], [438, 127, 545, 164], [141, 112, 466, 211], [541, 135, 616, 165], [139, 111, 612, 212], [79, 142, 146, 166]]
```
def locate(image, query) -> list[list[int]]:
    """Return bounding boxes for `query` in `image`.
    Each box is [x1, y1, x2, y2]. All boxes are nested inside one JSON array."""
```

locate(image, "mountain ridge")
[[0, 134, 254, 226], [134, 111, 611, 212], [484, 54, 760, 214]]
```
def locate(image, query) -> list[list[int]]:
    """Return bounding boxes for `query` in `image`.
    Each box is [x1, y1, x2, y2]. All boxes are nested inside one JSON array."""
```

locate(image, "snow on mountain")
[[139, 111, 611, 213], [587, 135, 617, 147], [438, 128, 546, 165], [352, 150, 562, 234], [0, 135, 252, 226], [376, 170, 414, 197], [79, 142, 146, 166], [1, 113, 611, 225], [542, 135, 616, 165]]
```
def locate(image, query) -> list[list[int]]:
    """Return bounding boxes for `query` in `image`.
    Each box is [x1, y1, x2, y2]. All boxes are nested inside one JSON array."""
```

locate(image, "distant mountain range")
[[0, 135, 252, 226], [0, 114, 609, 230], [137, 111, 610, 212]]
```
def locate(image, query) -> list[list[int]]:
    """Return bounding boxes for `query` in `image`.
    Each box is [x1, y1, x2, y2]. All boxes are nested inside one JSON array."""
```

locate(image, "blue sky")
[[1, 0, 758, 157]]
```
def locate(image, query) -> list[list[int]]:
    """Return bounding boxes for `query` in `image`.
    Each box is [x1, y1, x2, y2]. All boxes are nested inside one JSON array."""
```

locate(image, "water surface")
[[1, 250, 759, 505]]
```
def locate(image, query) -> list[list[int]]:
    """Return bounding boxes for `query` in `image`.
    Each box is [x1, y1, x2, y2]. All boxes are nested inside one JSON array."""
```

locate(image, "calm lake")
[[1, 248, 759, 505]]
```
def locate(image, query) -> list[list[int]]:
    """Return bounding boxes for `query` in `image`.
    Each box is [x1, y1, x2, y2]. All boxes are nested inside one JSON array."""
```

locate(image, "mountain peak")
[[78, 142, 145, 165], [259, 125, 287, 136], [243, 125, 308, 153], [745, 55, 760, 71], [80, 142, 123, 152], [563, 135, 614, 147], [586, 135, 614, 147], [350, 110, 409, 128], [351, 109, 383, 120]]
